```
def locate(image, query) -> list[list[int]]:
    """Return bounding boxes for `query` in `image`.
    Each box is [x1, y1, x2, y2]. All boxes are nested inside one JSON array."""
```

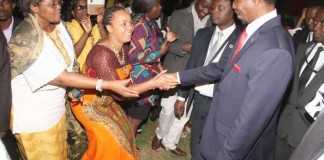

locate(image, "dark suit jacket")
[[0, 32, 11, 136], [277, 43, 324, 148], [288, 110, 324, 160], [0, 16, 21, 135], [179, 16, 294, 160], [293, 27, 310, 47], [177, 25, 241, 103]]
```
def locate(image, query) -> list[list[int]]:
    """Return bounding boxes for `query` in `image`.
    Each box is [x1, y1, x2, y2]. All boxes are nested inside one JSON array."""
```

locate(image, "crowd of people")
[[0, 0, 324, 160]]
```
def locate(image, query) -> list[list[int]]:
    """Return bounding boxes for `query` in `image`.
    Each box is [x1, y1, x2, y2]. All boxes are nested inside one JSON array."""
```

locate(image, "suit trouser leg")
[[275, 107, 311, 160], [191, 93, 212, 160], [275, 137, 294, 160]]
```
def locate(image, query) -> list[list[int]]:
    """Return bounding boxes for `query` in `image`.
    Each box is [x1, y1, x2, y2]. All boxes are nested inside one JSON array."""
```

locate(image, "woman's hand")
[[103, 79, 139, 97], [165, 26, 177, 43], [80, 16, 92, 33]]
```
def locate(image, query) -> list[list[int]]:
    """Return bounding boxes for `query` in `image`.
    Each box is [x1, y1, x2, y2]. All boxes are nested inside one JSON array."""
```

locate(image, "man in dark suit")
[[289, 109, 324, 160], [276, 7, 324, 160], [152, 0, 211, 156], [0, 1, 23, 159], [174, 0, 240, 159], [0, 31, 12, 160], [0, 0, 21, 42], [161, 0, 294, 159]]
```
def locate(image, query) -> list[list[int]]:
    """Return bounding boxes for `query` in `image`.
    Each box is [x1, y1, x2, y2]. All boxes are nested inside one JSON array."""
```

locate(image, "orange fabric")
[[71, 94, 136, 160]]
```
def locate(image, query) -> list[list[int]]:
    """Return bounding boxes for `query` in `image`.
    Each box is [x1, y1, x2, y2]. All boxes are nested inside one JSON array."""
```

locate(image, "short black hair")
[[131, 0, 157, 14]]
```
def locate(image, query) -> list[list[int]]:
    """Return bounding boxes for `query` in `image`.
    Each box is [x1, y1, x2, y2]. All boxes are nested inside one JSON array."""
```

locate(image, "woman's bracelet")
[[95, 79, 103, 92]]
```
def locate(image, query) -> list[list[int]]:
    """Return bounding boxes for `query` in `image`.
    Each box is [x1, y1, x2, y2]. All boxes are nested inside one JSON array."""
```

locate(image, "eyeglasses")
[[314, 19, 324, 28]]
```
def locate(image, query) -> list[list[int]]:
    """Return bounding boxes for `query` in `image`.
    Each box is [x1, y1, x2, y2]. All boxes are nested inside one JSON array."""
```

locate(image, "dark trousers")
[[1, 130, 26, 160], [275, 107, 312, 160], [190, 92, 212, 160]]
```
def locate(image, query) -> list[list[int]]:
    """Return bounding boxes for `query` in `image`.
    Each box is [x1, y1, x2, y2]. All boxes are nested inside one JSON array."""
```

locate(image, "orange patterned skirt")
[[71, 93, 136, 160]]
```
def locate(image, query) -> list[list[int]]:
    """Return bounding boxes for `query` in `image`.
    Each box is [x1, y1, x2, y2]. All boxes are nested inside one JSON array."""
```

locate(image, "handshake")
[[107, 71, 180, 98]]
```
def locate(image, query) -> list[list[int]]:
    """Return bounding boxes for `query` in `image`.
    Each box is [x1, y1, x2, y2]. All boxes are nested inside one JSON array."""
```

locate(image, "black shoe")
[[161, 143, 187, 157], [151, 135, 161, 150]]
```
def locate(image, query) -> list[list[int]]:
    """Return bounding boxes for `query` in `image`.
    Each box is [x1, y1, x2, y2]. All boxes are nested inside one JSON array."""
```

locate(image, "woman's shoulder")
[[88, 44, 112, 60]]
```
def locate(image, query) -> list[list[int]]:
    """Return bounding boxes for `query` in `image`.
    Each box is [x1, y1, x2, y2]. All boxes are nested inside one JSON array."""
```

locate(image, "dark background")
[[277, 0, 324, 16]]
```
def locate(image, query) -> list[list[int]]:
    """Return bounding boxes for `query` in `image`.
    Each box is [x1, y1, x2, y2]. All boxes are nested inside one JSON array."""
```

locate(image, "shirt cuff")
[[176, 72, 181, 84], [176, 96, 186, 102]]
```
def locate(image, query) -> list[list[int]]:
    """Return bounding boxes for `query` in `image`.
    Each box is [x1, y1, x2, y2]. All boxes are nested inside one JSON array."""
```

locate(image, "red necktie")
[[230, 30, 248, 64]]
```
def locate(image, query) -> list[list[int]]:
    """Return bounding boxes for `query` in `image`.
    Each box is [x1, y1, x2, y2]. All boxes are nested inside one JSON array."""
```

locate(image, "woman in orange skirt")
[[70, 6, 176, 160]]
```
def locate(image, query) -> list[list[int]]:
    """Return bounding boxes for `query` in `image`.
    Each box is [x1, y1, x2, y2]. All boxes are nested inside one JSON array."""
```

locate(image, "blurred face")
[[195, 0, 210, 19], [107, 10, 134, 43], [232, 0, 255, 24], [209, 0, 233, 27], [73, 0, 88, 21], [313, 9, 324, 44], [306, 7, 319, 31], [0, 0, 15, 21], [32, 0, 62, 24], [147, 0, 161, 20]]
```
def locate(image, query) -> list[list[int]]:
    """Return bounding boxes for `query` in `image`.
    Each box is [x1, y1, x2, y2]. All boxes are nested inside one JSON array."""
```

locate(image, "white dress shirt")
[[244, 9, 278, 46], [305, 83, 324, 120], [299, 43, 324, 87], [194, 24, 236, 97], [2, 17, 14, 42], [191, 4, 209, 35]]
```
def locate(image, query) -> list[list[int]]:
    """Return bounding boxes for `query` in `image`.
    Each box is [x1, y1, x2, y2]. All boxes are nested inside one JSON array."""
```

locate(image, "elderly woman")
[[126, 0, 177, 136], [9, 0, 148, 159]]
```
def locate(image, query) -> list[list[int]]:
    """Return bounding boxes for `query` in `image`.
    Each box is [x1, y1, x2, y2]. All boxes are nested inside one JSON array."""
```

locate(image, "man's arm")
[[215, 49, 293, 160], [179, 62, 224, 86]]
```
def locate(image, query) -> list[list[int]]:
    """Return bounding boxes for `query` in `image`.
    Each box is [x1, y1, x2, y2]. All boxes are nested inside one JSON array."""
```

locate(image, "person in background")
[[174, 0, 241, 159], [0, 31, 12, 160], [0, 0, 24, 159], [0, 0, 21, 42], [276, 7, 324, 160], [152, 0, 211, 156], [10, 0, 141, 159], [288, 84, 324, 160], [65, 0, 107, 72], [289, 6, 320, 46], [126, 0, 177, 138]]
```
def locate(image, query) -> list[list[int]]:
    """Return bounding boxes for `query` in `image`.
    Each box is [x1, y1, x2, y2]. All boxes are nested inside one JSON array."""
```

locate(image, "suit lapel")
[[296, 44, 311, 71], [198, 27, 215, 66], [222, 28, 242, 76]]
